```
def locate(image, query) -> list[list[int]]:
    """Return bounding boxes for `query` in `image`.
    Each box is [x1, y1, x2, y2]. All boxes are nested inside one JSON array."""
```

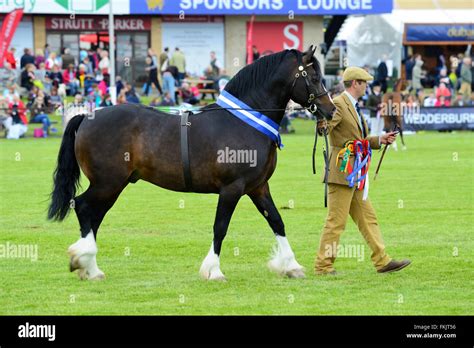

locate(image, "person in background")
[[63, 64, 79, 96], [412, 56, 424, 95], [4, 83, 20, 103], [5, 48, 17, 70], [423, 93, 437, 107], [49, 86, 63, 109], [180, 82, 199, 105], [435, 82, 451, 103], [98, 50, 110, 76], [144, 55, 163, 97], [376, 54, 389, 94], [21, 63, 36, 91], [416, 89, 426, 106], [0, 62, 17, 90], [83, 56, 94, 75], [159, 47, 169, 73], [247, 45, 260, 64], [3, 96, 28, 139], [29, 95, 51, 137], [125, 84, 140, 104], [35, 49, 45, 68], [451, 94, 465, 107], [159, 92, 175, 106], [116, 76, 124, 96], [170, 47, 186, 84], [434, 95, 450, 107], [366, 81, 383, 136], [35, 62, 49, 93], [459, 57, 472, 105], [61, 48, 75, 69], [403, 55, 415, 92], [149, 97, 161, 107], [20, 48, 35, 70], [45, 52, 59, 71], [44, 44, 50, 60], [100, 93, 113, 107], [161, 67, 176, 104]]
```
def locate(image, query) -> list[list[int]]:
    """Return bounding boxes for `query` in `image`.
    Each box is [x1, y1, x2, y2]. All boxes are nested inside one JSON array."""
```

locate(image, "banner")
[[404, 23, 474, 44], [402, 107, 474, 131], [246, 15, 255, 65], [130, 0, 393, 15], [0, 0, 130, 14], [360, 106, 474, 131], [0, 9, 23, 68]]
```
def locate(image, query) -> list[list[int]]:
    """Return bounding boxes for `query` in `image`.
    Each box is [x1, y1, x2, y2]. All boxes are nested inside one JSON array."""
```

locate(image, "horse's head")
[[289, 46, 336, 120]]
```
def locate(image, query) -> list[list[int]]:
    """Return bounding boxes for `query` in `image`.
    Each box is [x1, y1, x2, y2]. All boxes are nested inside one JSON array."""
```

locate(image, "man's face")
[[354, 80, 367, 98], [373, 86, 381, 95]]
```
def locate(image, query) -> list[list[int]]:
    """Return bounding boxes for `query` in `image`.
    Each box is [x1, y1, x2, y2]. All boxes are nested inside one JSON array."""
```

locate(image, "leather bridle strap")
[[180, 111, 193, 191]]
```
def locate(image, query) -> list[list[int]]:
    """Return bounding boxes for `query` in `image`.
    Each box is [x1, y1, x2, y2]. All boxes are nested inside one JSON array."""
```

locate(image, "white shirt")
[[344, 90, 381, 145]]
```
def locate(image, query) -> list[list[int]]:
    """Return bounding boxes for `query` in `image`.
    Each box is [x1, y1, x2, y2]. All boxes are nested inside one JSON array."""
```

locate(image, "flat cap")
[[343, 67, 374, 82]]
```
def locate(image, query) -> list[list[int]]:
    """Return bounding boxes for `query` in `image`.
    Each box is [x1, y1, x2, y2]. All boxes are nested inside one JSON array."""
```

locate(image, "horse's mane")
[[224, 49, 299, 97]]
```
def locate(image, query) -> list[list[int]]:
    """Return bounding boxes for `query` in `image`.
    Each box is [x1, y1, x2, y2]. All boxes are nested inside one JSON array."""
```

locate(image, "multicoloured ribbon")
[[336, 139, 372, 200]]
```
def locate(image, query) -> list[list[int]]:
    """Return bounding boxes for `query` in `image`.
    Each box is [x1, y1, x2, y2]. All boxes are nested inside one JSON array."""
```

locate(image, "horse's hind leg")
[[69, 181, 127, 280], [248, 183, 305, 278], [200, 182, 243, 281]]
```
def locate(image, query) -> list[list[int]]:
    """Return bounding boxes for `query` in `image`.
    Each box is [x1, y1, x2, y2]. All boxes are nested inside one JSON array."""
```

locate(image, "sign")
[[0, 0, 130, 14], [402, 107, 474, 131], [249, 21, 303, 56], [0, 9, 23, 68], [130, 0, 393, 15], [45, 16, 151, 31], [404, 23, 474, 44], [162, 21, 224, 77]]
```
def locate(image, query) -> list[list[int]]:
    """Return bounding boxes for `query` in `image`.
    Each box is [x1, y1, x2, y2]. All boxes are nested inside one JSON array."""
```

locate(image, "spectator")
[[161, 66, 176, 104], [63, 64, 79, 96], [366, 81, 383, 136], [83, 56, 94, 75], [100, 93, 113, 107], [44, 44, 50, 60], [412, 57, 424, 94], [5, 47, 17, 69], [247, 45, 260, 64], [61, 48, 75, 69], [159, 47, 169, 73], [403, 55, 415, 92], [116, 76, 124, 96], [21, 63, 36, 91], [435, 82, 451, 102], [449, 68, 458, 89], [46, 52, 59, 70], [35, 62, 49, 92], [376, 54, 389, 93], [49, 86, 63, 109], [180, 82, 199, 105], [4, 83, 20, 103], [434, 95, 450, 107], [20, 48, 35, 70], [149, 97, 161, 107], [125, 84, 140, 104], [452, 94, 465, 107], [98, 50, 110, 76], [35, 49, 45, 68], [210, 51, 220, 78], [76, 64, 87, 91], [48, 65, 63, 88], [170, 47, 186, 84], [0, 62, 17, 90], [88, 83, 102, 107], [144, 55, 163, 96], [459, 57, 472, 105], [29, 95, 52, 137], [159, 92, 175, 106], [424, 93, 437, 107], [435, 68, 453, 90], [3, 96, 28, 139], [416, 89, 426, 106]]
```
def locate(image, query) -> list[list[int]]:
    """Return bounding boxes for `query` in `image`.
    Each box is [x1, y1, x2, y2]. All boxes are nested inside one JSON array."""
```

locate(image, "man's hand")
[[317, 119, 328, 135], [380, 131, 398, 145]]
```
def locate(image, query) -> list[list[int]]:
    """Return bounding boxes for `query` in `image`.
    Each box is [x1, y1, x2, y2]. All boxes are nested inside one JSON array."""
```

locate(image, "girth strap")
[[180, 111, 193, 191]]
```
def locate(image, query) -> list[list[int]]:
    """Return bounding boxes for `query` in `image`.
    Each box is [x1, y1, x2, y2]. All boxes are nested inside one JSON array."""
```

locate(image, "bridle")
[[290, 52, 330, 115]]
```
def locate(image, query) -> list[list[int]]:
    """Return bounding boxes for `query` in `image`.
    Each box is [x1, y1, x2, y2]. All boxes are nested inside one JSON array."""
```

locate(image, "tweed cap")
[[343, 67, 374, 82]]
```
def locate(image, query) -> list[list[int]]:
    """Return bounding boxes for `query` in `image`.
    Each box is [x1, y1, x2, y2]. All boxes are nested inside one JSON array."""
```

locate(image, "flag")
[[246, 15, 255, 65], [0, 9, 24, 68]]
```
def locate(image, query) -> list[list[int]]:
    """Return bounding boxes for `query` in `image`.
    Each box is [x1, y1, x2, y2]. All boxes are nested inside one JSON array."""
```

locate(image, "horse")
[[47, 46, 336, 281], [382, 79, 408, 150]]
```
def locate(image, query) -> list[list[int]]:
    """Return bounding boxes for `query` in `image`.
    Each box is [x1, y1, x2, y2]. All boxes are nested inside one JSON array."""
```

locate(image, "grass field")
[[0, 115, 473, 315]]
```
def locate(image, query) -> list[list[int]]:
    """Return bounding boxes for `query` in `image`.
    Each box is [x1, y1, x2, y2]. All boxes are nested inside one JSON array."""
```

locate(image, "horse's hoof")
[[78, 268, 88, 280], [69, 256, 80, 272], [208, 274, 227, 282], [89, 271, 106, 281], [286, 268, 306, 279]]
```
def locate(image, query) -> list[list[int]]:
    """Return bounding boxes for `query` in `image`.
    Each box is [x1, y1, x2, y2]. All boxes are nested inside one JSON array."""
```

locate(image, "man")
[[366, 81, 383, 136], [376, 55, 389, 93], [459, 57, 472, 105], [315, 67, 411, 275], [169, 47, 186, 84], [159, 47, 169, 72], [20, 48, 35, 69], [61, 48, 75, 69]]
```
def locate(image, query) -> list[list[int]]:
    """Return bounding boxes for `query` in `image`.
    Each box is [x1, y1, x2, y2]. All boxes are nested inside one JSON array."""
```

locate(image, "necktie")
[[355, 103, 367, 138]]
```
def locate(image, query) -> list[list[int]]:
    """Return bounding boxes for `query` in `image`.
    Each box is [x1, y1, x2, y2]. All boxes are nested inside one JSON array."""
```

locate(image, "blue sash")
[[217, 90, 283, 149]]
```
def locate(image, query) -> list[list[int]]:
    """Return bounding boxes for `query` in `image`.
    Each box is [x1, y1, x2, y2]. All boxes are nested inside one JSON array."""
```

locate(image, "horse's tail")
[[48, 115, 85, 221]]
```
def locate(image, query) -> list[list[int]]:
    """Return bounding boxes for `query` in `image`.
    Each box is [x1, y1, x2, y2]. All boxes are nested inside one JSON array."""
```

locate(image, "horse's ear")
[[303, 45, 317, 64]]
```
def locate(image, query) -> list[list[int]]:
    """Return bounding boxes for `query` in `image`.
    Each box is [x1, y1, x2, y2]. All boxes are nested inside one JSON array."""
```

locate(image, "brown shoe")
[[316, 269, 337, 276], [377, 259, 411, 273]]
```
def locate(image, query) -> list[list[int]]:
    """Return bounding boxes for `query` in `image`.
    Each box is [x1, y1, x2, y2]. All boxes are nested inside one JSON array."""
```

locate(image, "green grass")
[[0, 118, 473, 315]]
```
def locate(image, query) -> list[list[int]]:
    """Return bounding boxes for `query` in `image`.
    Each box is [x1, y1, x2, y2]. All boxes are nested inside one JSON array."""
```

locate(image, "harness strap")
[[180, 111, 193, 191]]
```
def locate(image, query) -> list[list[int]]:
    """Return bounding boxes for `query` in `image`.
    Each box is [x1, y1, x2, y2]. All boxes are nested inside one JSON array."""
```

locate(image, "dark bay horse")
[[48, 46, 336, 281]]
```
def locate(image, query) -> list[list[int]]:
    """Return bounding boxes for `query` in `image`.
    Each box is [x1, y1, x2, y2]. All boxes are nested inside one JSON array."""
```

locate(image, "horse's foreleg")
[[199, 182, 243, 281], [248, 183, 305, 278]]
